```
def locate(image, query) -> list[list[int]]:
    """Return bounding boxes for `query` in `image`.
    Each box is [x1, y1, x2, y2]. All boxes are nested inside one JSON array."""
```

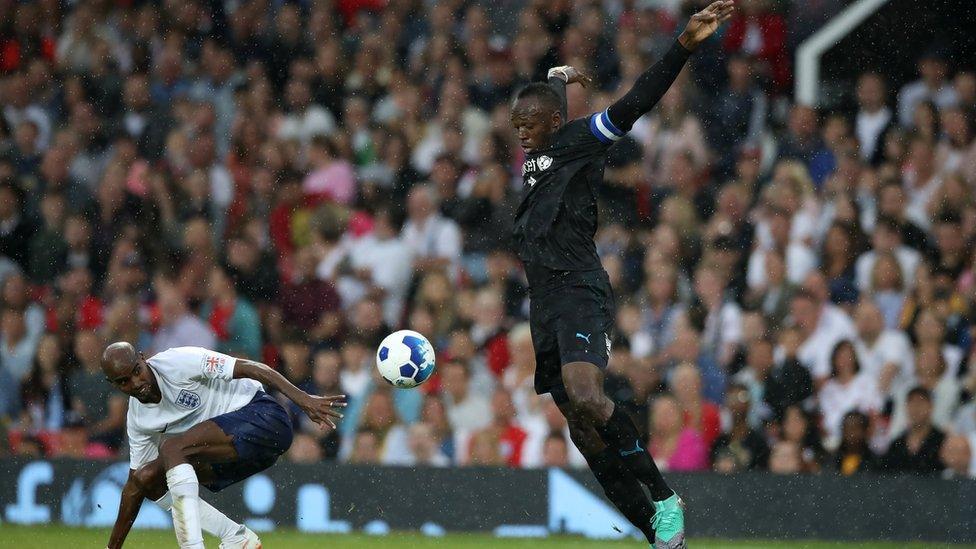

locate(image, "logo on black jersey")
[[175, 389, 201, 409], [527, 176, 537, 187], [521, 155, 554, 175]]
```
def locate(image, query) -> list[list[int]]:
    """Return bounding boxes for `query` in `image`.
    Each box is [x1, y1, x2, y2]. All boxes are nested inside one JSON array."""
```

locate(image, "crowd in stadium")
[[1, 0, 975, 479]]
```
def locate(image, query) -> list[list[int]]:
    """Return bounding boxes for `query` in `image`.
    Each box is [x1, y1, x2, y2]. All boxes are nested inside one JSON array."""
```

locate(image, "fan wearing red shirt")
[[472, 388, 528, 468], [722, 0, 789, 93]]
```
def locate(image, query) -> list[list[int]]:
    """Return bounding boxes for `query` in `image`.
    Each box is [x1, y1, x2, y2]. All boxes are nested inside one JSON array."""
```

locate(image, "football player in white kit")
[[101, 342, 346, 549]]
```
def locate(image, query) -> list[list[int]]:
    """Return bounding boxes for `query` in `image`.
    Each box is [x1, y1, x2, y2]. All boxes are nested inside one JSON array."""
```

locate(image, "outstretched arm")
[[106, 470, 145, 549], [606, 0, 735, 133], [234, 359, 346, 428]]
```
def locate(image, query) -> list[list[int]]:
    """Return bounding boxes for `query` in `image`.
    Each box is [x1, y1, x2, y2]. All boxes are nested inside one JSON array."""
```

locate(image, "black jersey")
[[513, 109, 626, 281], [511, 40, 691, 289]]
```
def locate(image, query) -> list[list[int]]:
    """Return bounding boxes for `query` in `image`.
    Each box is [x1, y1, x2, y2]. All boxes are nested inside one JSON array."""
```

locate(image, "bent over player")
[[510, 2, 734, 547], [101, 343, 345, 549]]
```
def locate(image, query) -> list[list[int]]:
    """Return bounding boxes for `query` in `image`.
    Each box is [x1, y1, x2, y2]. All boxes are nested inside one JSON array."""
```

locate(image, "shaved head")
[[102, 341, 138, 376], [102, 341, 159, 402]]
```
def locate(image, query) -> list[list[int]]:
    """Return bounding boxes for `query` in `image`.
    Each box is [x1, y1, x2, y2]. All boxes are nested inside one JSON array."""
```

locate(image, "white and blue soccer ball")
[[376, 330, 436, 388]]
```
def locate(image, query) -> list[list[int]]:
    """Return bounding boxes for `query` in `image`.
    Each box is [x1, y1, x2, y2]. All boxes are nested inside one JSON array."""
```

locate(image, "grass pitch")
[[2, 526, 972, 548]]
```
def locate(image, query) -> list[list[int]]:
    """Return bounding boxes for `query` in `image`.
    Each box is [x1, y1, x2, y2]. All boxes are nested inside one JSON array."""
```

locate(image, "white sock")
[[155, 492, 246, 542], [165, 464, 205, 549]]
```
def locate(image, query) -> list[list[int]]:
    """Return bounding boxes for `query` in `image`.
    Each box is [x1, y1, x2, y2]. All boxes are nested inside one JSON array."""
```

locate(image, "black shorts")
[[529, 269, 615, 396]]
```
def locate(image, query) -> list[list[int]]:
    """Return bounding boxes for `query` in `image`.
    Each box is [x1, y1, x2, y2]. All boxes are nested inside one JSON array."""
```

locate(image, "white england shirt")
[[127, 346, 262, 469]]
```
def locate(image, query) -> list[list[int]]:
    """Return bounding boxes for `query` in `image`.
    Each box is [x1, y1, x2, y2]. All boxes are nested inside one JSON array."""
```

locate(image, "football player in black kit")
[[510, 2, 734, 547]]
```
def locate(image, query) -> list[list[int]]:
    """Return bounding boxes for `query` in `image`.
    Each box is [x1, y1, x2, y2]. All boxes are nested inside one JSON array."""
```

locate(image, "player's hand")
[[547, 65, 593, 88], [679, 0, 735, 50], [301, 394, 348, 429]]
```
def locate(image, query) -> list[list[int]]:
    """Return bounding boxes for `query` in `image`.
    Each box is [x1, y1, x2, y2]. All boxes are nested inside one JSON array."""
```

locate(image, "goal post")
[[794, 0, 892, 106]]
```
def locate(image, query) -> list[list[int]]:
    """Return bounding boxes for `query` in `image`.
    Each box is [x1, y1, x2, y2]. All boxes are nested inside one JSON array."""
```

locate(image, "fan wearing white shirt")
[[101, 343, 346, 549], [789, 289, 856, 382], [853, 300, 914, 399]]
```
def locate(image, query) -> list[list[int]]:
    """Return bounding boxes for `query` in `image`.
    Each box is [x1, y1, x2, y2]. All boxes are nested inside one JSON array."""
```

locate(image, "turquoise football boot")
[[651, 493, 686, 549]]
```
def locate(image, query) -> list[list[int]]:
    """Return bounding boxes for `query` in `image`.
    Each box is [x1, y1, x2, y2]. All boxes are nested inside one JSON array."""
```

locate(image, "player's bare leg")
[[562, 361, 686, 548], [131, 459, 259, 548], [159, 420, 240, 549]]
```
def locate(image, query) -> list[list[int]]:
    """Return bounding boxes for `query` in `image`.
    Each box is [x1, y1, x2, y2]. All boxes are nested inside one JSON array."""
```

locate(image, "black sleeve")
[[547, 76, 568, 121], [606, 40, 692, 132]]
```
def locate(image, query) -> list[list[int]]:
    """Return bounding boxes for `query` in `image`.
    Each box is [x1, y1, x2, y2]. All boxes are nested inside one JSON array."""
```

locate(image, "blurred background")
[[1, 0, 976, 502]]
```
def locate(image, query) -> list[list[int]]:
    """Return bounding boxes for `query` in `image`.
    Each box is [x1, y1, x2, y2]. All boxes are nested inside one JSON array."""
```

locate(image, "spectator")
[[897, 48, 958, 127], [855, 216, 921, 294], [834, 411, 879, 475], [1, 306, 42, 381], [471, 389, 528, 468], [669, 361, 722, 450], [201, 266, 261, 360], [400, 184, 463, 279], [854, 299, 915, 400], [303, 136, 355, 205], [789, 289, 855, 381], [881, 387, 946, 475], [420, 395, 457, 465], [733, 337, 776, 426], [0, 183, 34, 270], [67, 330, 125, 449], [747, 206, 816, 291], [647, 394, 709, 472], [541, 432, 571, 468], [699, 262, 744, 356], [855, 73, 896, 165], [710, 382, 769, 473], [940, 434, 976, 480], [818, 340, 882, 449], [664, 325, 726, 406], [776, 405, 825, 473], [354, 390, 411, 466], [150, 282, 217, 353], [441, 360, 492, 433], [309, 348, 342, 459], [768, 441, 803, 475], [276, 78, 335, 145], [402, 422, 449, 467], [288, 433, 325, 464], [17, 333, 69, 433], [346, 207, 414, 327], [348, 430, 381, 465], [888, 345, 961, 437], [722, 0, 789, 94], [901, 136, 942, 231], [277, 245, 342, 335], [820, 222, 860, 306], [638, 262, 685, 358], [706, 54, 767, 165]]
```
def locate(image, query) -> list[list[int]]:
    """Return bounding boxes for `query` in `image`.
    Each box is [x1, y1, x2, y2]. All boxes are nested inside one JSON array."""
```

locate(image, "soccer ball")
[[376, 330, 436, 388]]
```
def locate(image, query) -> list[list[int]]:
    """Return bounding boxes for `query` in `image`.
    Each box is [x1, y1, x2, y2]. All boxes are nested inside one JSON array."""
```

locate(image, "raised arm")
[[234, 359, 346, 428], [606, 1, 735, 132]]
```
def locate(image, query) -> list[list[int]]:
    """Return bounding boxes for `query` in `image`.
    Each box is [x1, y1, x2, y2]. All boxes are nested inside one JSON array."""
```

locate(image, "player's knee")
[[565, 387, 608, 425], [132, 463, 159, 490], [159, 436, 187, 462]]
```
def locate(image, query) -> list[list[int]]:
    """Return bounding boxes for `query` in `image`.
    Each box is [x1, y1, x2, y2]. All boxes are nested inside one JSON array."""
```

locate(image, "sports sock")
[[596, 405, 674, 501], [586, 448, 656, 542], [154, 492, 246, 542], [165, 463, 205, 549]]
